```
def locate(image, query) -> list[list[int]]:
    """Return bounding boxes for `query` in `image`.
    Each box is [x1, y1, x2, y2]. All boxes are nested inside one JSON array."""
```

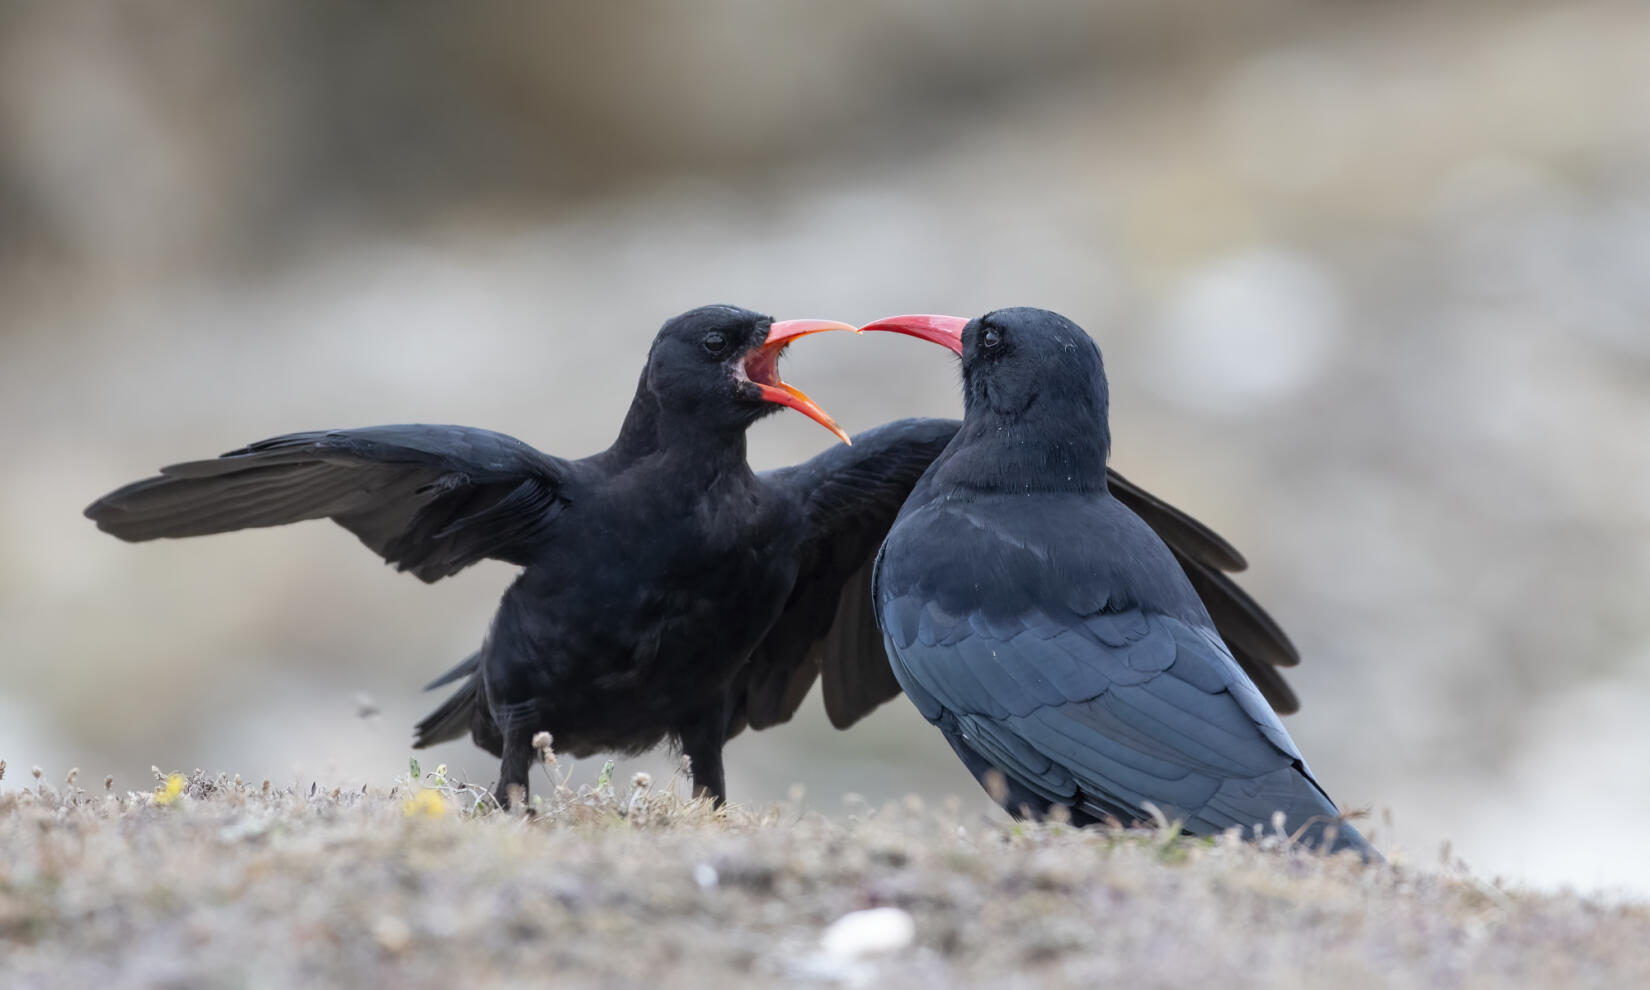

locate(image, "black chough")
[[863, 309, 1372, 856]]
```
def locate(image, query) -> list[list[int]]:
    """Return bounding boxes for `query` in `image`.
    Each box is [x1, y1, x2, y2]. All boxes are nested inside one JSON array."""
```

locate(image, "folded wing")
[[1109, 470, 1301, 713], [878, 591, 1368, 853]]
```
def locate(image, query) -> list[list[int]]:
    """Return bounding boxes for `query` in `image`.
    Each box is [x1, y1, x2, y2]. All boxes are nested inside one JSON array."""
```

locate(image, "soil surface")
[[4, 764, 1645, 988]]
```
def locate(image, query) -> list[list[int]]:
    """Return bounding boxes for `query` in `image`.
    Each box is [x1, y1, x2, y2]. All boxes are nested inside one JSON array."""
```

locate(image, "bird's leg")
[[494, 727, 535, 810], [676, 704, 729, 806]]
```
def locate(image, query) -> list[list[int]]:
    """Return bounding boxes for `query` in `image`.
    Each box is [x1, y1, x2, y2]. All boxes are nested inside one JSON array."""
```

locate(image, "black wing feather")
[[732, 418, 958, 736], [85, 424, 570, 583], [1108, 470, 1247, 572], [1111, 469, 1302, 712], [1179, 554, 1300, 713]]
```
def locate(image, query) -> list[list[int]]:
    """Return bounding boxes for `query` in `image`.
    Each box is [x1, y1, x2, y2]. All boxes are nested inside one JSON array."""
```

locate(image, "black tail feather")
[[422, 651, 481, 691], [414, 678, 479, 749]]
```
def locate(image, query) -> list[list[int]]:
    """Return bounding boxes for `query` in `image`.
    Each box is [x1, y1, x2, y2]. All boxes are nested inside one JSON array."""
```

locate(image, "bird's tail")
[[422, 650, 480, 691], [413, 681, 477, 749], [413, 652, 483, 749], [1231, 765, 1384, 863], [1296, 811, 1382, 862]]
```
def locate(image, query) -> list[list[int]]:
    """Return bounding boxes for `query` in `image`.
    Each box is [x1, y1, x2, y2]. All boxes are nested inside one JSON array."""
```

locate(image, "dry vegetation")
[[2, 757, 1646, 989]]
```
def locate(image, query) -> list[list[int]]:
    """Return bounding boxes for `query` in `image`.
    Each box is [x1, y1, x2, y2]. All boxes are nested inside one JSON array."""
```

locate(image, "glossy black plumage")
[[86, 304, 1305, 811], [871, 307, 1372, 855]]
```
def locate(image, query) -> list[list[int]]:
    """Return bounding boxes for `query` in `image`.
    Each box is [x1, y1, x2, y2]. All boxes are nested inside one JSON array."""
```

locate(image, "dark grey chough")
[[864, 308, 1373, 856]]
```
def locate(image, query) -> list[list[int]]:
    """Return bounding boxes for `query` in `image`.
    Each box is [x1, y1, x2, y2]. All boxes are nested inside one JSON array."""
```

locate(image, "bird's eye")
[[982, 328, 1003, 350], [703, 331, 728, 355]]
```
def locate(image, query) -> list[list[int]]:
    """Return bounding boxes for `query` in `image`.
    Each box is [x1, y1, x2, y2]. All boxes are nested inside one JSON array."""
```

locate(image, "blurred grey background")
[[3, 1, 1648, 894]]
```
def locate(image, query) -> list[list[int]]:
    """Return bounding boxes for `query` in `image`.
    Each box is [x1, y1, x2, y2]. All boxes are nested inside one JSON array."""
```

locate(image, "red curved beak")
[[857, 314, 969, 355], [746, 319, 860, 445]]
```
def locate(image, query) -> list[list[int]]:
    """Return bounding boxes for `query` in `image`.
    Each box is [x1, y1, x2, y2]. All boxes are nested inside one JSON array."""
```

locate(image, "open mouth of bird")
[[742, 319, 858, 444]]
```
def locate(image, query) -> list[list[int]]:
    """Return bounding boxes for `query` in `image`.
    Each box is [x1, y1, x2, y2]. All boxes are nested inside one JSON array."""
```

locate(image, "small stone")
[[372, 915, 412, 953], [820, 907, 915, 959], [693, 863, 719, 890]]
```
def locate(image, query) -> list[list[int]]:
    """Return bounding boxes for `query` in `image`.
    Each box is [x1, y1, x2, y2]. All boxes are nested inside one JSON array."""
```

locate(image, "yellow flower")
[[402, 788, 448, 818], [154, 773, 187, 806]]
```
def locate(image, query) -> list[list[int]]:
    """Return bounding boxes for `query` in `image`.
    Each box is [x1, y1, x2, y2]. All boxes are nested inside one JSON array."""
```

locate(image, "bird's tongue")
[[748, 319, 859, 445]]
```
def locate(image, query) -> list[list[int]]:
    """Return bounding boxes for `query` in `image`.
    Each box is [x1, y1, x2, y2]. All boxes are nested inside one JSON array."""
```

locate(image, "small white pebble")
[[372, 915, 411, 953], [693, 864, 719, 890], [820, 907, 914, 958]]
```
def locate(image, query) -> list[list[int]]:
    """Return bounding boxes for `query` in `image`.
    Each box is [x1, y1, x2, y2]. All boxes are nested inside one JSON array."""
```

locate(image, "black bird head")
[[860, 307, 1112, 493], [643, 305, 857, 444]]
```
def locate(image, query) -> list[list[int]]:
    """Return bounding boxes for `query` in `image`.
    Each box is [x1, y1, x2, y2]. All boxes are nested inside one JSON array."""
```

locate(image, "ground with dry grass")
[[2, 760, 1646, 989]]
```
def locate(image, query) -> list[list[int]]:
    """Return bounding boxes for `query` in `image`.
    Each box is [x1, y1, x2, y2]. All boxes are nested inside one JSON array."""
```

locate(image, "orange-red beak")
[[745, 319, 859, 445], [856, 314, 969, 355]]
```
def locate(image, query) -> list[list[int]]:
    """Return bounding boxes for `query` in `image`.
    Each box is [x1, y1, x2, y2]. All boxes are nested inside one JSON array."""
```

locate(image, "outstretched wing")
[[85, 425, 571, 583], [730, 418, 959, 737]]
